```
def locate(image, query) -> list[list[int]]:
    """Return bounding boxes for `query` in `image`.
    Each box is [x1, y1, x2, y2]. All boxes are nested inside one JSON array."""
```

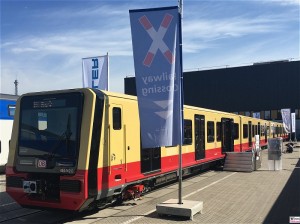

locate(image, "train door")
[[264, 123, 268, 143], [110, 105, 124, 170], [248, 121, 252, 147], [141, 147, 161, 174], [195, 115, 205, 160], [221, 118, 234, 153]]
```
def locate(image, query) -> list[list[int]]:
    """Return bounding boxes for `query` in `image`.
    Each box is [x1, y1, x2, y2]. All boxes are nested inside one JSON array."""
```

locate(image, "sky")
[[1, 0, 299, 95]]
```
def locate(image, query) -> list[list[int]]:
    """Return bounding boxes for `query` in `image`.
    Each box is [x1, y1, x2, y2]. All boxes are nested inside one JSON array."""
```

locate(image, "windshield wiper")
[[44, 114, 72, 160], [65, 113, 72, 156]]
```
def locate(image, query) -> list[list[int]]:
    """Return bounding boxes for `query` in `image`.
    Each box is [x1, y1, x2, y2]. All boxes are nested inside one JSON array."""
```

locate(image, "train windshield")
[[18, 92, 83, 159]]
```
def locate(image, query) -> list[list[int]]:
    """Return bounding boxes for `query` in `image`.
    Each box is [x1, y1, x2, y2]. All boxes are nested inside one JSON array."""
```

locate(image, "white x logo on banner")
[[139, 14, 174, 67]]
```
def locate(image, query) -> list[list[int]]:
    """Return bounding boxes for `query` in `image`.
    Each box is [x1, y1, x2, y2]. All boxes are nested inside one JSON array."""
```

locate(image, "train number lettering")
[[60, 168, 74, 174]]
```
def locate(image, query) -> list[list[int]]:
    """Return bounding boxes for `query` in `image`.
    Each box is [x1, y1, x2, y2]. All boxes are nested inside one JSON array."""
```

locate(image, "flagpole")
[[107, 52, 109, 91], [178, 0, 183, 205], [290, 110, 292, 142]]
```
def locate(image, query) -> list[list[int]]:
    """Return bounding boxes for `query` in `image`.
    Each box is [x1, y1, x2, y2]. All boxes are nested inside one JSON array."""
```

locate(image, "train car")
[[6, 88, 285, 211], [0, 94, 17, 172]]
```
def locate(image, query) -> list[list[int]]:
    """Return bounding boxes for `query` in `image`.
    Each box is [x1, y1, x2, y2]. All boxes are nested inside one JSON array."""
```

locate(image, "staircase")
[[223, 152, 255, 172]]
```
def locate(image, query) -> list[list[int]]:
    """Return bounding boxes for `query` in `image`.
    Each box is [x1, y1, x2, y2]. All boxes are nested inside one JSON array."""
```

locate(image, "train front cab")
[[6, 89, 141, 211], [6, 89, 101, 211]]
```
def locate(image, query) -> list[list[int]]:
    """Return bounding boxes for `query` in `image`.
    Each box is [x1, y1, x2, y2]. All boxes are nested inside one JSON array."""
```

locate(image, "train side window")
[[233, 123, 239, 140], [243, 124, 248, 138], [261, 125, 265, 136], [207, 121, 214, 143], [8, 105, 16, 117], [183, 119, 192, 145], [216, 122, 221, 142], [113, 107, 122, 130]]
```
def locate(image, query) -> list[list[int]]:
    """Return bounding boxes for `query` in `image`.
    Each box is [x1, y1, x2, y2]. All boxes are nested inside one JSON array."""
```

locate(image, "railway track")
[[0, 199, 73, 224], [0, 168, 220, 223]]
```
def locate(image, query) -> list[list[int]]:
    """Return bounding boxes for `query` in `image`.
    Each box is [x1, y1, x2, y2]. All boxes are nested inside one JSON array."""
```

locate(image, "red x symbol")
[[139, 14, 174, 67]]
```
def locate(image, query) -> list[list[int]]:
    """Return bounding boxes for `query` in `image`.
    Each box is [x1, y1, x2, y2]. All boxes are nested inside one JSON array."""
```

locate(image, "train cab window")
[[207, 121, 214, 143], [243, 124, 248, 138], [233, 123, 239, 140], [113, 107, 122, 130], [8, 105, 16, 117], [183, 119, 192, 145], [216, 122, 221, 142]]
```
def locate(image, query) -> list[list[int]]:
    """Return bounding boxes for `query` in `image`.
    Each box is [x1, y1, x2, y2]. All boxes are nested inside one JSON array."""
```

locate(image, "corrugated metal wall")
[[124, 60, 300, 112]]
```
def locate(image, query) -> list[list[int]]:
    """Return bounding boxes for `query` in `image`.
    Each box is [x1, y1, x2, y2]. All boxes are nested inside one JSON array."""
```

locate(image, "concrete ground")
[[66, 142, 300, 224]]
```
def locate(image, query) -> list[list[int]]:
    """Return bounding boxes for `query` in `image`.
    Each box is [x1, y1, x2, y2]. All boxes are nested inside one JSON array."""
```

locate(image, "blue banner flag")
[[130, 6, 183, 148]]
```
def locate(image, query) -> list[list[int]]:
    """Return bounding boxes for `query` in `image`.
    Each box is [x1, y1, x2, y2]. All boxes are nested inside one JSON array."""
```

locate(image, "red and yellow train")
[[6, 88, 286, 211]]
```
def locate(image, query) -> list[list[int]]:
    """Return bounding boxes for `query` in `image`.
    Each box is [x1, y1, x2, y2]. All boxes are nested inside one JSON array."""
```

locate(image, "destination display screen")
[[33, 99, 66, 108]]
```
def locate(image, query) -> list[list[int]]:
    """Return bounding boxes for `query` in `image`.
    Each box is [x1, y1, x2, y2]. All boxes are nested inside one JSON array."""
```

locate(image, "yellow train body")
[[6, 88, 286, 211]]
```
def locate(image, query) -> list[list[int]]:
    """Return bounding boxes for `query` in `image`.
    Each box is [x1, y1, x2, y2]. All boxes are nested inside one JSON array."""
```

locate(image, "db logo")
[[37, 160, 47, 168]]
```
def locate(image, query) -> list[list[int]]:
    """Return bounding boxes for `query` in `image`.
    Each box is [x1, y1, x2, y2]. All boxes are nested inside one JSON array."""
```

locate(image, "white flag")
[[281, 108, 291, 133], [82, 54, 109, 90], [291, 113, 296, 133]]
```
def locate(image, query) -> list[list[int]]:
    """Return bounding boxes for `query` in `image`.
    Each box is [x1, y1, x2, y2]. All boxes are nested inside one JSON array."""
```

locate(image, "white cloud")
[[11, 47, 39, 53], [181, 14, 289, 54], [272, 0, 300, 6], [1, 0, 299, 95], [2, 27, 133, 57], [39, 4, 127, 19]]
